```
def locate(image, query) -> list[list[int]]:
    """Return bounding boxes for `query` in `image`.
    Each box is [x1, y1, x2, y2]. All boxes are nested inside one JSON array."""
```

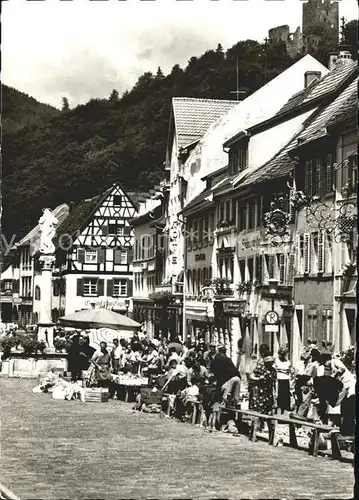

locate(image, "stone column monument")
[[37, 208, 59, 353]]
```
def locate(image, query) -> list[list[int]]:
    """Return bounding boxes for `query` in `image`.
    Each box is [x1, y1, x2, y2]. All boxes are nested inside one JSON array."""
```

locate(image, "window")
[[317, 231, 325, 273], [308, 308, 318, 342], [209, 213, 215, 244], [83, 278, 98, 296], [239, 259, 246, 281], [107, 224, 124, 235], [304, 233, 310, 273], [313, 159, 321, 196], [248, 199, 256, 229], [265, 255, 275, 280], [35, 286, 41, 301], [304, 161, 313, 197], [296, 234, 304, 274], [322, 309, 333, 343], [225, 200, 231, 221], [203, 214, 209, 246], [247, 257, 254, 281], [85, 250, 97, 264], [342, 154, 358, 196], [277, 254, 286, 284], [193, 219, 198, 248], [232, 199, 237, 226], [231, 143, 249, 174], [198, 218, 204, 245], [238, 203, 246, 231], [219, 202, 225, 222], [255, 255, 262, 282], [114, 249, 128, 265], [113, 195, 122, 206], [325, 154, 333, 193], [113, 279, 127, 297]]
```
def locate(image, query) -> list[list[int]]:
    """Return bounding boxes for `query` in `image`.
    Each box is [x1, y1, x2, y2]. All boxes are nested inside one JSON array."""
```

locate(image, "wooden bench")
[[329, 430, 355, 459], [219, 406, 340, 457]]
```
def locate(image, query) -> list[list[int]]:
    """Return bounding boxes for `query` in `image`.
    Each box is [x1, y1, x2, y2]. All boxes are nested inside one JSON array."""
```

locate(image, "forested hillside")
[[2, 85, 59, 134], [2, 20, 356, 243]]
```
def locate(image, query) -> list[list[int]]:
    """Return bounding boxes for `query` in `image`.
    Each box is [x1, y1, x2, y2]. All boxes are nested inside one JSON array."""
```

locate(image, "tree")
[[156, 66, 164, 79], [109, 89, 119, 103], [343, 20, 358, 58], [61, 97, 70, 112]]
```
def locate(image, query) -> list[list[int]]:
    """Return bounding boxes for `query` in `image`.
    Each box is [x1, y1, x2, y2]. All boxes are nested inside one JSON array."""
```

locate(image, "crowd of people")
[[41, 330, 356, 438]]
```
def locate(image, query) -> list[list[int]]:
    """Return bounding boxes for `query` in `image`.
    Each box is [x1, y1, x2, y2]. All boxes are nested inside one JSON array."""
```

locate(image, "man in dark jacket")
[[210, 345, 241, 407]]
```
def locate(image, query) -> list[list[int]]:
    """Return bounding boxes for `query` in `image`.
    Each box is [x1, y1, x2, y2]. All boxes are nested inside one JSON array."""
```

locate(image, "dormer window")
[[229, 139, 249, 175]]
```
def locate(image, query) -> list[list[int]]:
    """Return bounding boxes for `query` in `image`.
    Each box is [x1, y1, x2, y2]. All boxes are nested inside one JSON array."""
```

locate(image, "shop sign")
[[223, 301, 246, 316], [195, 253, 206, 261], [265, 324, 279, 333], [84, 298, 128, 309]]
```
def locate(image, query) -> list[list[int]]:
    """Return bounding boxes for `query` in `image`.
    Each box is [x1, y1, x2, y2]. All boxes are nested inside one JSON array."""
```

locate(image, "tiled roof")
[[182, 175, 228, 215], [172, 97, 239, 149], [302, 60, 356, 104], [16, 204, 70, 247], [276, 78, 319, 115], [274, 61, 357, 120], [293, 76, 358, 146], [326, 88, 358, 130], [241, 140, 297, 188], [54, 193, 106, 247]]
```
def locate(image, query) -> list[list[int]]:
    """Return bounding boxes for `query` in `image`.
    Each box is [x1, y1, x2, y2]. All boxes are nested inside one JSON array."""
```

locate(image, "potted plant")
[[0, 335, 17, 359], [149, 290, 173, 305], [237, 281, 253, 294], [53, 336, 68, 353]]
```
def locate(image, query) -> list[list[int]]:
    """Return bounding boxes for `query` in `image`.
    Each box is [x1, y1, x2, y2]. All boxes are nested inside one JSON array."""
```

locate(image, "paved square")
[[1, 378, 354, 499]]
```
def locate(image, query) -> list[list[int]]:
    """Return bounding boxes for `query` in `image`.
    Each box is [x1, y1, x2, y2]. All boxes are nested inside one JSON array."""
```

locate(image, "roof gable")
[[293, 76, 358, 148]]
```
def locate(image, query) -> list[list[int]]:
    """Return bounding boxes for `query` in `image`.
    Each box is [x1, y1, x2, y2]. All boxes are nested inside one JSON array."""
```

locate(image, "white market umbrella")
[[59, 308, 140, 331], [87, 327, 134, 350]]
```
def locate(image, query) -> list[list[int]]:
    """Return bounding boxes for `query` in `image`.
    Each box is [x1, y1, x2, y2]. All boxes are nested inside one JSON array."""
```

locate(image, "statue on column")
[[39, 208, 58, 255]]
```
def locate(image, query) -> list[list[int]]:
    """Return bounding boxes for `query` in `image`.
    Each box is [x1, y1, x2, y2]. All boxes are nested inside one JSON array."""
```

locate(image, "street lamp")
[[268, 278, 279, 310]]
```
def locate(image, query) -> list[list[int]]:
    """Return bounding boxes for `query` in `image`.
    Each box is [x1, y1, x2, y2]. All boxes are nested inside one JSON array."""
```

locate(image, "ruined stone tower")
[[302, 0, 339, 41]]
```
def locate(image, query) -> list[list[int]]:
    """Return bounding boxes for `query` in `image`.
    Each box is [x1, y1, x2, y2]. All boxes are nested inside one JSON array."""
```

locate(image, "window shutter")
[[98, 248, 106, 264], [305, 161, 313, 197], [315, 159, 321, 196], [53, 282, 59, 297], [77, 248, 85, 263], [98, 279, 104, 296], [287, 253, 295, 284], [114, 249, 120, 265], [76, 279, 83, 296], [127, 248, 133, 264], [326, 154, 333, 193], [279, 254, 285, 284], [255, 255, 262, 282], [124, 225, 131, 235], [318, 231, 325, 273], [127, 279, 133, 297], [295, 234, 300, 274], [102, 225, 108, 236], [107, 279, 113, 297], [304, 234, 310, 273]]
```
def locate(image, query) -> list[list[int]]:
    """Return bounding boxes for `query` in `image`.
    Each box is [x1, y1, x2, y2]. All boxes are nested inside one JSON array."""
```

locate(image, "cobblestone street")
[[1, 378, 354, 500]]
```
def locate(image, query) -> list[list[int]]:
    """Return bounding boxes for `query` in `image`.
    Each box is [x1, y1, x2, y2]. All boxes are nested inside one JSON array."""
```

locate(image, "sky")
[[2, 0, 358, 108]]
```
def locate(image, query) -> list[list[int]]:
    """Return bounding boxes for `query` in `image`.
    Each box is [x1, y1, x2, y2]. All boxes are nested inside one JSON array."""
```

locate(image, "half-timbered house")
[[53, 183, 138, 316]]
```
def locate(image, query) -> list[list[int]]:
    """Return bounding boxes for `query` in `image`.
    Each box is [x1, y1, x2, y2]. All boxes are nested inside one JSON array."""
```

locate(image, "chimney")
[[328, 53, 338, 71], [304, 71, 321, 88], [328, 45, 353, 71]]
